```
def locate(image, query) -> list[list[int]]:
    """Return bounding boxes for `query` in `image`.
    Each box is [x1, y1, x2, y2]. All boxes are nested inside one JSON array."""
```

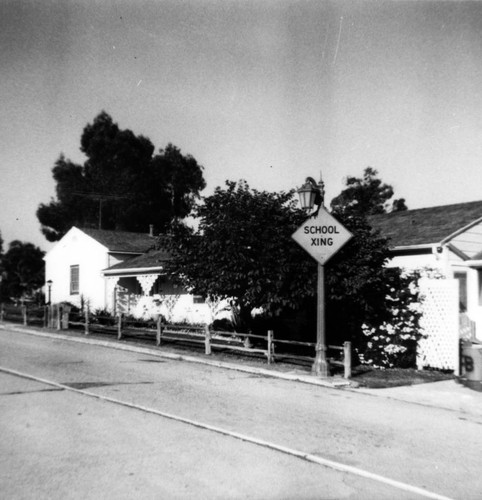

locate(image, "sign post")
[[292, 207, 352, 376]]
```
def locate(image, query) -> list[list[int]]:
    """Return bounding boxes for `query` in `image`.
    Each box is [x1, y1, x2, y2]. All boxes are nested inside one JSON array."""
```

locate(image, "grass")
[[350, 366, 454, 389]]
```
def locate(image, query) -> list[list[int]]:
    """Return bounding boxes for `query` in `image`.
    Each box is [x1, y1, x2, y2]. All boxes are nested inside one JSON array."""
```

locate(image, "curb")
[[0, 322, 351, 389]]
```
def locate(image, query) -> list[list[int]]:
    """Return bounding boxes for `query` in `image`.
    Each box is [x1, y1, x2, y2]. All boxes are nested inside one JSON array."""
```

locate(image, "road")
[[0, 327, 481, 499]]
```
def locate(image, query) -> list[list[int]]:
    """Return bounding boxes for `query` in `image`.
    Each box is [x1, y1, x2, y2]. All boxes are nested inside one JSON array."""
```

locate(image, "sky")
[[2, 0, 482, 252]]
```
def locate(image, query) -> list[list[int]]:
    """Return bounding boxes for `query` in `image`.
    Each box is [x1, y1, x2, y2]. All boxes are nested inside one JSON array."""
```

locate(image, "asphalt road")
[[0, 328, 480, 499]]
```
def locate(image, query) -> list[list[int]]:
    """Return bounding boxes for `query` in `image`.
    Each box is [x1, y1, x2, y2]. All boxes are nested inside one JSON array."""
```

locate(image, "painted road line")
[[0, 366, 454, 500]]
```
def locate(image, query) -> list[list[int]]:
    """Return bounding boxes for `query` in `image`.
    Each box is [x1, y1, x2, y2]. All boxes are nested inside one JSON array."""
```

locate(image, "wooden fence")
[[0, 303, 48, 327], [0, 304, 352, 378]]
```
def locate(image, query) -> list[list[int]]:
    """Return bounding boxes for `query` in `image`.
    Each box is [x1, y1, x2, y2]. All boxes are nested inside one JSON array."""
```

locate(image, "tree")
[[1, 241, 45, 302], [161, 173, 406, 356], [161, 181, 317, 328], [330, 167, 407, 216], [324, 210, 394, 346], [37, 112, 206, 241]]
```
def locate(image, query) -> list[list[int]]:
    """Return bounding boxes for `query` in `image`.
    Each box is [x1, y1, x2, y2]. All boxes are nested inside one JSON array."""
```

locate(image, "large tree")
[[37, 112, 206, 241], [330, 167, 407, 216], [161, 180, 395, 346], [1, 241, 45, 302], [161, 181, 317, 328]]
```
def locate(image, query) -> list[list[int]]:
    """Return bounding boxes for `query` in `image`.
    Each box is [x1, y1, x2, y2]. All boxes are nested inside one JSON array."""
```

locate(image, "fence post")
[[267, 330, 274, 364], [204, 324, 211, 355], [117, 314, 122, 340], [84, 307, 89, 335], [0, 303, 3, 322], [56, 304, 62, 330], [47, 305, 51, 328], [156, 317, 162, 346], [343, 341, 352, 379], [22, 305, 27, 326]]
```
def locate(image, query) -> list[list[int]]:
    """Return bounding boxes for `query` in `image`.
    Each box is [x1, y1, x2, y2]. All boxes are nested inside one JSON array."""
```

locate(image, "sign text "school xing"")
[[292, 208, 353, 265]]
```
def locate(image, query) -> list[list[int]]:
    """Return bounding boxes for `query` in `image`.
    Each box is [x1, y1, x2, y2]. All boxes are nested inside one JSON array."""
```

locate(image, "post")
[[56, 304, 62, 330], [84, 307, 89, 335], [343, 341, 352, 379], [0, 303, 3, 322], [47, 305, 52, 328], [156, 317, 162, 346], [117, 314, 122, 340], [204, 324, 211, 355], [22, 305, 27, 326], [267, 330, 274, 364], [312, 263, 329, 377], [43, 305, 48, 327]]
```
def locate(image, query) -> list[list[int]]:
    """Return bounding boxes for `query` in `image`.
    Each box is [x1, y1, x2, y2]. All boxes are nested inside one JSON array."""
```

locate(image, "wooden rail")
[[0, 304, 352, 377]]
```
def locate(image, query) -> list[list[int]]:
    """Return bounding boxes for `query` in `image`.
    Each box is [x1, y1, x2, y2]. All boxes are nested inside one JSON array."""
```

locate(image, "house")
[[369, 200, 482, 336], [44, 226, 156, 310], [101, 248, 217, 324]]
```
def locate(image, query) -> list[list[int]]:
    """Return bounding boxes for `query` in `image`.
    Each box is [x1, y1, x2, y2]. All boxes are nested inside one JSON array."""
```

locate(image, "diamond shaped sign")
[[292, 207, 352, 265]]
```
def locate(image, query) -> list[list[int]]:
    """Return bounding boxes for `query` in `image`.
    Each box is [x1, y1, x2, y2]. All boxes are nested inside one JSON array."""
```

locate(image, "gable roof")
[[103, 249, 171, 274], [80, 227, 155, 253], [368, 200, 482, 248]]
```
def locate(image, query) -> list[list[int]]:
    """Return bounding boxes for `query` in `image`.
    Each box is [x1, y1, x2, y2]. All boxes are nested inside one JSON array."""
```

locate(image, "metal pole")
[[312, 263, 329, 377]]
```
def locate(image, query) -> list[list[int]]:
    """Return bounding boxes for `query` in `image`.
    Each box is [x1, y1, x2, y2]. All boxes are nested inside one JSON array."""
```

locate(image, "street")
[[0, 328, 481, 499]]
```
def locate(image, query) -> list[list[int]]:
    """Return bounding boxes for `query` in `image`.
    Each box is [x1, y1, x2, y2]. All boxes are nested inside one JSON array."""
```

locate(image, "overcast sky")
[[2, 0, 482, 251]]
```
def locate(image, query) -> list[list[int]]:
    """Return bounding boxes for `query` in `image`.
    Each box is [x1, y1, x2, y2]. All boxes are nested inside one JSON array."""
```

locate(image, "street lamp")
[[297, 176, 324, 213], [46, 280, 52, 305], [297, 175, 329, 377]]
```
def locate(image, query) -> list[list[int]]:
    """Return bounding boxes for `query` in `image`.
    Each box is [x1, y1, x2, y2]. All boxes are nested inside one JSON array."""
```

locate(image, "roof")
[[368, 200, 482, 248], [80, 227, 155, 253], [104, 249, 171, 273]]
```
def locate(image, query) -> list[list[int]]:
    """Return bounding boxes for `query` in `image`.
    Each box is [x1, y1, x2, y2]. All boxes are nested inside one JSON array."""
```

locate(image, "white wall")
[[44, 227, 108, 310]]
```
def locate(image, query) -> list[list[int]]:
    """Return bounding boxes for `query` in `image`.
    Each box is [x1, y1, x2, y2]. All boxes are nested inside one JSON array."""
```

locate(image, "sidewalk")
[[2, 321, 482, 418], [354, 379, 482, 418]]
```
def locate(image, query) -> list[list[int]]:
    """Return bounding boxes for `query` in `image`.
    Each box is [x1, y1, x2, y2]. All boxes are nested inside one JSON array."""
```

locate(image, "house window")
[[193, 295, 205, 304], [70, 265, 79, 295], [454, 271, 467, 312]]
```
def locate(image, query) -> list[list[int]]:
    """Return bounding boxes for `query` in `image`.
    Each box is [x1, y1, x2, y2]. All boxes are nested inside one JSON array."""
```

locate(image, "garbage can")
[[460, 342, 482, 391]]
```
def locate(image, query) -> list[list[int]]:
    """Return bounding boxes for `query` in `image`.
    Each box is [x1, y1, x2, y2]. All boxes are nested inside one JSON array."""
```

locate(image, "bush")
[[359, 270, 424, 368]]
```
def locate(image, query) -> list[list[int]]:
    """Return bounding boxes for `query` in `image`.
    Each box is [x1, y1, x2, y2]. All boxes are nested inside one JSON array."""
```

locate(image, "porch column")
[[105, 277, 120, 312]]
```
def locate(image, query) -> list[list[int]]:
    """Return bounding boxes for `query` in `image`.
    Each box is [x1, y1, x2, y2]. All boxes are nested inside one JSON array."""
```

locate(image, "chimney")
[[149, 224, 154, 237]]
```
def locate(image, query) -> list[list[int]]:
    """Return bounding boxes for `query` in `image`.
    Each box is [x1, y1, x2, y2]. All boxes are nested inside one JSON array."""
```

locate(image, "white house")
[[44, 226, 155, 310], [102, 248, 215, 324], [369, 200, 482, 337]]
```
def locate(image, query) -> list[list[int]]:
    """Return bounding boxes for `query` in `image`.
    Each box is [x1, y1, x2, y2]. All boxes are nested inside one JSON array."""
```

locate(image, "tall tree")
[[37, 112, 206, 241], [161, 180, 394, 347], [161, 181, 317, 328], [1, 241, 45, 301], [330, 167, 407, 216]]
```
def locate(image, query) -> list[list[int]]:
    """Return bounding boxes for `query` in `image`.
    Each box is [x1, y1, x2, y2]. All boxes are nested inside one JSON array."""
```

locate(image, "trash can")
[[459, 342, 482, 391]]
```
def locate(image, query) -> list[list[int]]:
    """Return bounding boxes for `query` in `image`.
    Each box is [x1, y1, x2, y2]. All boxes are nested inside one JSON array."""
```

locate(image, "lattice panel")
[[418, 278, 459, 374], [136, 274, 159, 296], [159, 294, 181, 322]]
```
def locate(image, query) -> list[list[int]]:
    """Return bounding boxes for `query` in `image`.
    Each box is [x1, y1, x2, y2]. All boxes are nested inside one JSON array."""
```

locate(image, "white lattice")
[[159, 294, 180, 322], [136, 274, 159, 296], [418, 278, 459, 374]]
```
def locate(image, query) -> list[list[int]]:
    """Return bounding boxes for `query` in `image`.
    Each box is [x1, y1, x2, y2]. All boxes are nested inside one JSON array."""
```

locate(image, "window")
[[70, 265, 79, 295], [193, 295, 205, 304]]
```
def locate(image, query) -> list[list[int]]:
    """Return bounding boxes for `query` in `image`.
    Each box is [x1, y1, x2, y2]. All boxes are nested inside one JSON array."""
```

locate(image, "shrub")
[[359, 270, 424, 368]]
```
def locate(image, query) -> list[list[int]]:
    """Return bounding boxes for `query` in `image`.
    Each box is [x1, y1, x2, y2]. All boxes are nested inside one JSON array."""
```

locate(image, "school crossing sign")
[[292, 207, 352, 265]]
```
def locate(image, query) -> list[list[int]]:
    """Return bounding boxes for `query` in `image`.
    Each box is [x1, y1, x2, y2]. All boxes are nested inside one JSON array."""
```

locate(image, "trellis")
[[417, 278, 459, 375]]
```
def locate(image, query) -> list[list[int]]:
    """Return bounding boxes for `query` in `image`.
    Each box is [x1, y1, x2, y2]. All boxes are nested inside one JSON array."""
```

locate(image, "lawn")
[[350, 366, 454, 388]]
